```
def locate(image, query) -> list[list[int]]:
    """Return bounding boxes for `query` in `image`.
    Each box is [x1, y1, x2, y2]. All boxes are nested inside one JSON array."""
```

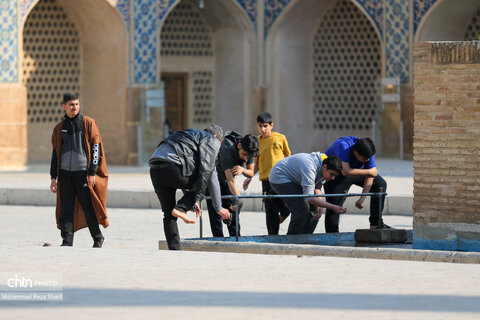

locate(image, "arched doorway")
[[159, 0, 255, 134], [416, 0, 480, 41], [266, 0, 382, 153], [22, 0, 128, 164]]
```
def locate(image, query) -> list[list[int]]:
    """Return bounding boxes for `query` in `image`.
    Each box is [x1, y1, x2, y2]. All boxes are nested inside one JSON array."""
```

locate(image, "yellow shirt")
[[255, 132, 291, 181]]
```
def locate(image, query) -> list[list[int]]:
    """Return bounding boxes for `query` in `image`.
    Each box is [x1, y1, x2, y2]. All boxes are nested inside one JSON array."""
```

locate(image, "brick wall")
[[413, 41, 480, 252]]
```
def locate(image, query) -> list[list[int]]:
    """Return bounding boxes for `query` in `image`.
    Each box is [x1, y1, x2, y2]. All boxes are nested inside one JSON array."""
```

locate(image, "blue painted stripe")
[[413, 238, 480, 253]]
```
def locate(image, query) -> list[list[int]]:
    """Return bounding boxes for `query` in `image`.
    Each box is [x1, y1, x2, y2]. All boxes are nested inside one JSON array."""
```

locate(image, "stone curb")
[[0, 188, 413, 215], [158, 240, 480, 264]]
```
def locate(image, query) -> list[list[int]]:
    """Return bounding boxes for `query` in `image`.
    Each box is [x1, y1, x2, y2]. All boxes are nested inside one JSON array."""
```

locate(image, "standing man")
[[149, 126, 230, 250], [50, 92, 108, 248], [270, 153, 347, 234], [324, 136, 390, 233], [207, 132, 259, 237]]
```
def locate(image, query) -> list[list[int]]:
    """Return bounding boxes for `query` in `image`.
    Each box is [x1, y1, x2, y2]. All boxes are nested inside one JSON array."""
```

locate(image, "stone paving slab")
[[1, 205, 480, 319]]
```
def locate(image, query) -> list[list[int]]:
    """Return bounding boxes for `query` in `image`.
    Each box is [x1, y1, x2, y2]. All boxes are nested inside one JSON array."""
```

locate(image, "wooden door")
[[161, 73, 187, 132]]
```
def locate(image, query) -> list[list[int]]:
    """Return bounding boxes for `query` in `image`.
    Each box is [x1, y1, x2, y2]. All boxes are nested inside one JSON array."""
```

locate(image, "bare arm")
[[355, 176, 374, 209], [243, 163, 258, 191], [231, 163, 255, 178], [308, 189, 347, 214], [342, 161, 377, 177], [225, 169, 241, 196]]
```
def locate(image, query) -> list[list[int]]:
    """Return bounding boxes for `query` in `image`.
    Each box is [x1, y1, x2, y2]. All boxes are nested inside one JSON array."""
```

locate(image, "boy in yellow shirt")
[[243, 112, 291, 234]]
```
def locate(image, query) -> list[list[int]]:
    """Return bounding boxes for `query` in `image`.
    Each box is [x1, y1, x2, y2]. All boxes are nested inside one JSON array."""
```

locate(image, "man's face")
[[322, 165, 339, 182], [257, 122, 273, 138], [62, 99, 80, 118], [353, 150, 369, 163], [237, 143, 250, 161]]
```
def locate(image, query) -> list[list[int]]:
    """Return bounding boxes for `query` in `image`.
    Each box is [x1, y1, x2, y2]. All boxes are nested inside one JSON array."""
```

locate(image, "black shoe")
[[370, 223, 393, 229], [60, 241, 72, 246], [93, 238, 104, 248]]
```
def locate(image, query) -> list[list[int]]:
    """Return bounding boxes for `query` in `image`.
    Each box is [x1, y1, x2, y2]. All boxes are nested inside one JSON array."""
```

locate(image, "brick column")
[[413, 41, 480, 252]]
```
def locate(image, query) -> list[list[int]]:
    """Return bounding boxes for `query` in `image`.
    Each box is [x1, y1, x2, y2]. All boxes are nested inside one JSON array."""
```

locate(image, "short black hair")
[[62, 92, 79, 104], [323, 156, 342, 173], [352, 137, 376, 158], [256, 112, 273, 124], [204, 124, 224, 141], [240, 134, 259, 157]]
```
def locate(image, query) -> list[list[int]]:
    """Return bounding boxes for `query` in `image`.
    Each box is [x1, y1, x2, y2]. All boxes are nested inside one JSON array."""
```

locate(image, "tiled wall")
[[0, 0, 18, 82]]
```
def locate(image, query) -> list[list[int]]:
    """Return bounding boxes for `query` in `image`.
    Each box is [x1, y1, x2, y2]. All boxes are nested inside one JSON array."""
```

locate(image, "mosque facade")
[[1, 0, 479, 166]]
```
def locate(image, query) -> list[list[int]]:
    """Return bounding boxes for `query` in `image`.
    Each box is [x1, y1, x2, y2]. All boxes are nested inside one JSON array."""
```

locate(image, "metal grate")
[[312, 0, 381, 132], [464, 7, 480, 40], [22, 0, 81, 123]]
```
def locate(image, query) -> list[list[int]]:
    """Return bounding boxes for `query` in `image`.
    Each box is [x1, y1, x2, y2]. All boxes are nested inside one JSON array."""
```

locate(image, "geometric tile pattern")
[[133, 0, 257, 84], [312, 0, 381, 132], [115, 0, 131, 32], [160, 0, 213, 57], [264, 0, 292, 38], [464, 7, 480, 41], [133, 0, 158, 84], [19, 0, 36, 23], [385, 0, 410, 83], [22, 0, 81, 123], [356, 0, 383, 37], [264, 0, 384, 39], [413, 0, 438, 34], [236, 0, 257, 28], [0, 0, 18, 82]]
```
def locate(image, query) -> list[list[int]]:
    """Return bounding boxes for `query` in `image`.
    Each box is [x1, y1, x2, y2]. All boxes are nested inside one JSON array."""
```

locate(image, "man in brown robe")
[[49, 92, 109, 247]]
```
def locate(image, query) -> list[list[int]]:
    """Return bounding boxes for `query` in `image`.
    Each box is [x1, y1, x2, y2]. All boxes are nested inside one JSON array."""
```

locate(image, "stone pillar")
[[0, 84, 27, 167], [413, 41, 480, 252]]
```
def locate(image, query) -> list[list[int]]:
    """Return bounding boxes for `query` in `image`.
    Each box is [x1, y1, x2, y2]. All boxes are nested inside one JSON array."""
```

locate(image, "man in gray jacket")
[[149, 125, 230, 250], [270, 153, 347, 234]]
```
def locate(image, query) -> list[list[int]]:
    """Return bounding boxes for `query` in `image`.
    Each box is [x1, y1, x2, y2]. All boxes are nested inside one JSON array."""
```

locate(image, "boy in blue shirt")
[[324, 136, 390, 232]]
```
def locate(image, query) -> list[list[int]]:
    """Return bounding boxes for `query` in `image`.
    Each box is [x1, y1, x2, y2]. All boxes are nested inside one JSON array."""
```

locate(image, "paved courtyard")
[[0, 205, 479, 319]]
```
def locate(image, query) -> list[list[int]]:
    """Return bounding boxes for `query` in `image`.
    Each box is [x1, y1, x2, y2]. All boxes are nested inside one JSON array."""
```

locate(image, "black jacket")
[[161, 129, 221, 204]]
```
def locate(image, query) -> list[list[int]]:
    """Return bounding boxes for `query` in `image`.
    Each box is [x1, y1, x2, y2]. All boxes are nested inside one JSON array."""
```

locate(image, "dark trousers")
[[262, 179, 290, 235], [270, 182, 319, 235], [324, 175, 387, 233], [206, 179, 240, 237], [150, 162, 196, 250], [58, 170, 103, 245]]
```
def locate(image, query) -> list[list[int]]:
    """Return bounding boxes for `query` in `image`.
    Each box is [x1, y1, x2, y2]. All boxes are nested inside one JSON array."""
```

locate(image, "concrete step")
[[0, 187, 413, 215]]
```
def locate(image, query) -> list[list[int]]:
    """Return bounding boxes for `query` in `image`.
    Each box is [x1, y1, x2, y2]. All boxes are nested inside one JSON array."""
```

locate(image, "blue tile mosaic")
[[19, 0, 36, 23], [356, 0, 383, 38], [158, 0, 177, 21], [264, 0, 292, 38], [414, 0, 438, 34], [236, 0, 257, 28], [0, 0, 18, 82], [116, 0, 131, 32], [133, 0, 158, 84], [385, 0, 410, 83]]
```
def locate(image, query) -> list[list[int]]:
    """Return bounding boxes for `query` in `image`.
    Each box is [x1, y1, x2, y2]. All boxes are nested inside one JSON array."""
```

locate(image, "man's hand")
[[368, 168, 378, 177], [313, 206, 323, 219], [231, 165, 245, 176], [243, 177, 252, 191], [229, 200, 243, 212], [50, 179, 57, 194], [192, 202, 202, 218], [355, 197, 365, 209], [217, 208, 230, 220], [332, 205, 347, 214], [87, 175, 96, 188]]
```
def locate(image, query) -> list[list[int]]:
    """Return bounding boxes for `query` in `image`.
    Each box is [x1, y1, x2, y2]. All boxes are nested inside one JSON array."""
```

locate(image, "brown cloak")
[[52, 115, 109, 232]]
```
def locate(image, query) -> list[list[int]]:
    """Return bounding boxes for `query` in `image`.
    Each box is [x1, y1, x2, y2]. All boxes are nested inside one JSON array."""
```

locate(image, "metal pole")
[[378, 187, 383, 228], [199, 207, 203, 239], [235, 196, 239, 242]]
